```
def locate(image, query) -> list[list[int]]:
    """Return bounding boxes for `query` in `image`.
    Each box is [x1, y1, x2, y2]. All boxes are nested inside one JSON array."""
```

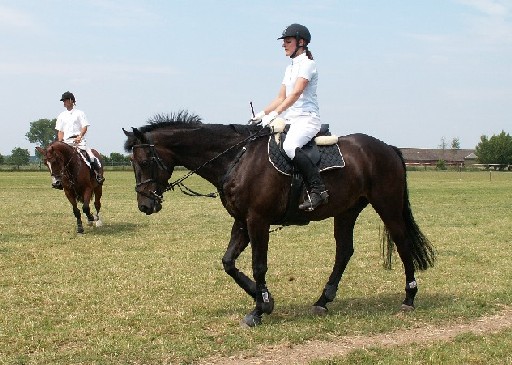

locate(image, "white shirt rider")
[[282, 52, 319, 119], [56, 108, 90, 148]]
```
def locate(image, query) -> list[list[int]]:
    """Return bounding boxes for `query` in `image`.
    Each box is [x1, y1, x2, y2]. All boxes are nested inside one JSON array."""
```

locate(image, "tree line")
[[1, 118, 512, 169], [0, 119, 131, 169]]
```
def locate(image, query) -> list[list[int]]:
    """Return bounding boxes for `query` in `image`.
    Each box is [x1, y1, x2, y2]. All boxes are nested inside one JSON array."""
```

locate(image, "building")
[[400, 148, 477, 167]]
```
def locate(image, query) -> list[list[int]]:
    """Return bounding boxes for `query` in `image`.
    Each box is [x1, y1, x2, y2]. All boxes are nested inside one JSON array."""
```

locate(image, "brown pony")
[[123, 111, 435, 326], [36, 141, 103, 234]]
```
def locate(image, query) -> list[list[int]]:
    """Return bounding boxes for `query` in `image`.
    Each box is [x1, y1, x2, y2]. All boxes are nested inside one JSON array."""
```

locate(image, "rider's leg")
[[86, 148, 105, 184], [292, 148, 328, 211], [282, 114, 328, 211]]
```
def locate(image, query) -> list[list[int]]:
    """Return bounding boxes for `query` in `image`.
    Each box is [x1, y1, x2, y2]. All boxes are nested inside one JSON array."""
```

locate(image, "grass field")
[[0, 170, 511, 364]]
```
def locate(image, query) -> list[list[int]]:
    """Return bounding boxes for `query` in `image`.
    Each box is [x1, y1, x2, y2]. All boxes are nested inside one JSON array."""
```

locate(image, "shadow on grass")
[[87, 221, 141, 235], [208, 292, 458, 323]]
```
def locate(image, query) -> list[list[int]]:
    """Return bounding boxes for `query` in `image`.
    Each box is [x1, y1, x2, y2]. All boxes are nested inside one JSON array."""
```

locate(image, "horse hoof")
[[311, 305, 328, 316], [77, 228, 84, 234], [95, 219, 103, 227], [400, 304, 415, 312], [241, 312, 262, 327], [87, 220, 94, 227]]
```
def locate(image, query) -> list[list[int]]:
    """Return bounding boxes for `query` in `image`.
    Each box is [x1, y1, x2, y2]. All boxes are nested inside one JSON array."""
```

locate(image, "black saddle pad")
[[268, 136, 345, 175]]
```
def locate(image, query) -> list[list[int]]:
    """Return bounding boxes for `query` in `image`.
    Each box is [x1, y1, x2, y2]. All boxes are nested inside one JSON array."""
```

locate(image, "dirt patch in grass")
[[198, 306, 512, 365]]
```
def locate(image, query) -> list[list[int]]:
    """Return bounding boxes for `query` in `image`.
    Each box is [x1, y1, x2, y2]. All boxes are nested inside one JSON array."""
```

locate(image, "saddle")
[[267, 119, 345, 175], [76, 148, 93, 169], [266, 118, 345, 226]]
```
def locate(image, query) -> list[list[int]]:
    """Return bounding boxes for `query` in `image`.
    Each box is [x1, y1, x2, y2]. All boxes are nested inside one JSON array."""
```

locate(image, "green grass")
[[0, 170, 511, 364]]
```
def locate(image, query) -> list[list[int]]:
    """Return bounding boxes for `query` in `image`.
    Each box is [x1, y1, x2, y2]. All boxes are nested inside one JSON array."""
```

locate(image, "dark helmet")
[[60, 91, 75, 102], [278, 23, 311, 43]]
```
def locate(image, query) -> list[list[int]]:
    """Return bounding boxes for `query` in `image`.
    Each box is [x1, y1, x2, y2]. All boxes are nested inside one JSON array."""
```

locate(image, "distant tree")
[[451, 137, 460, 149], [26, 118, 57, 154], [8, 147, 30, 169], [109, 152, 130, 165], [438, 137, 447, 150], [0, 153, 4, 165], [475, 131, 512, 166]]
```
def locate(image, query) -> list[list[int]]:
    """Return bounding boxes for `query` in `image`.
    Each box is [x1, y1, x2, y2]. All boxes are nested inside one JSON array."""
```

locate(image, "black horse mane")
[[124, 110, 261, 152], [141, 110, 203, 133], [124, 110, 202, 151]]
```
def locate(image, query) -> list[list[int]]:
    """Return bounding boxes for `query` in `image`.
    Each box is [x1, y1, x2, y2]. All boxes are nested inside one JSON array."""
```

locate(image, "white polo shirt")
[[55, 108, 90, 141], [281, 53, 320, 118]]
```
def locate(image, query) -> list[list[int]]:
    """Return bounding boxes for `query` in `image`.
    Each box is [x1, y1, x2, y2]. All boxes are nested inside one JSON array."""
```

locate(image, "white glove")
[[261, 111, 278, 127], [250, 110, 265, 124]]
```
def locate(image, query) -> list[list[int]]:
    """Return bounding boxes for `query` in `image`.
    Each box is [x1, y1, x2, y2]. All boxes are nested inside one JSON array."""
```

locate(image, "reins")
[[163, 126, 274, 197]]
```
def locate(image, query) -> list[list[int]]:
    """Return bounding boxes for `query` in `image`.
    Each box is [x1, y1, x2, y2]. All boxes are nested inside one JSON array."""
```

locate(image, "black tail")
[[383, 147, 436, 270]]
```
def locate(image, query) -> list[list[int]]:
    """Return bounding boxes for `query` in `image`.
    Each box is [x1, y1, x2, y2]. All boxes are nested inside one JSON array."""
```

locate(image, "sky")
[[1, 0, 511, 156]]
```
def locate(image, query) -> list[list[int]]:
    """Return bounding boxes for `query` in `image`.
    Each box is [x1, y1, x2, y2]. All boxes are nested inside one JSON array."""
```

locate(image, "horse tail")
[[383, 146, 436, 271]]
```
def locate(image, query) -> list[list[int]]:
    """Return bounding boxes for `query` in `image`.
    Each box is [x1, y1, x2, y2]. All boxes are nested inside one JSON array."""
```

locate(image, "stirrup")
[[299, 191, 329, 211], [96, 175, 105, 184]]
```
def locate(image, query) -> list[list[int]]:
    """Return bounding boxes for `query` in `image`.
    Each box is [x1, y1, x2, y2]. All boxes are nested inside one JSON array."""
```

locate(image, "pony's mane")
[[139, 110, 202, 133]]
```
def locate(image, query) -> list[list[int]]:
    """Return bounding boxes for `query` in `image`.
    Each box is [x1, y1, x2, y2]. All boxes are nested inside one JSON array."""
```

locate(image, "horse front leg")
[[222, 220, 257, 299], [241, 217, 273, 327], [65, 191, 83, 234], [82, 190, 95, 226], [73, 205, 84, 234]]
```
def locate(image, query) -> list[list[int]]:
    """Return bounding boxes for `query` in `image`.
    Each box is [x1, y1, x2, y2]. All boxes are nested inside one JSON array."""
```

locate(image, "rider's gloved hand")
[[249, 110, 265, 124], [261, 111, 278, 127]]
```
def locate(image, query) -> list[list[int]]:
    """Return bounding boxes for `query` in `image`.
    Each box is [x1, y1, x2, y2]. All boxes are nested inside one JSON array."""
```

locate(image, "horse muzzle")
[[138, 200, 162, 215], [137, 190, 163, 215]]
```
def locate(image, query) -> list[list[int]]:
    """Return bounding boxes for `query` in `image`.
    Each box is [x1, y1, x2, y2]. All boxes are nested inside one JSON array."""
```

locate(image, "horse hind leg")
[[93, 186, 103, 227], [312, 204, 365, 315], [375, 206, 419, 311]]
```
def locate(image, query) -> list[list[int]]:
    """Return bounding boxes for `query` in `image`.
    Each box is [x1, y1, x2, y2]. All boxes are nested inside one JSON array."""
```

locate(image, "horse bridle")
[[132, 144, 169, 204], [47, 144, 79, 183]]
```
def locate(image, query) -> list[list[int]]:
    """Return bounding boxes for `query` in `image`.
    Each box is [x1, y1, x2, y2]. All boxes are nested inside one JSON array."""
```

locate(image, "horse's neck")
[[58, 145, 80, 170], [171, 137, 248, 188]]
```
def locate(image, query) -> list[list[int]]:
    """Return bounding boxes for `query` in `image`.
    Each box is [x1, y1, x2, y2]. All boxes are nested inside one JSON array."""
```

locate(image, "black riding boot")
[[91, 159, 105, 184], [293, 147, 329, 211]]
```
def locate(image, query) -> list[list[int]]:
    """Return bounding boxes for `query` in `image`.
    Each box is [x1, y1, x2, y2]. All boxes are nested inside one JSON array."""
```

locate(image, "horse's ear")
[[35, 146, 45, 154], [132, 127, 146, 143], [122, 128, 133, 137]]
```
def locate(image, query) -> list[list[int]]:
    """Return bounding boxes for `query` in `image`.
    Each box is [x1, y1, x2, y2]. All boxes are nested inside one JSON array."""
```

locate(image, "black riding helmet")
[[278, 23, 311, 58], [60, 91, 75, 102]]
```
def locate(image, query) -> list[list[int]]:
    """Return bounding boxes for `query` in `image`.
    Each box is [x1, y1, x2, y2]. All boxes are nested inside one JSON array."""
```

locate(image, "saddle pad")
[[268, 136, 345, 176], [76, 148, 92, 168]]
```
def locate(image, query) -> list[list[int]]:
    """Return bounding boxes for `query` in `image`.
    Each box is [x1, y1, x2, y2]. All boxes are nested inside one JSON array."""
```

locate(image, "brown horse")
[[123, 111, 435, 326], [36, 141, 103, 234]]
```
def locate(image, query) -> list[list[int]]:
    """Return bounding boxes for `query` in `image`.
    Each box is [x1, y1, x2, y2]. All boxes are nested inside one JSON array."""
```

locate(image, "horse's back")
[[338, 133, 404, 174]]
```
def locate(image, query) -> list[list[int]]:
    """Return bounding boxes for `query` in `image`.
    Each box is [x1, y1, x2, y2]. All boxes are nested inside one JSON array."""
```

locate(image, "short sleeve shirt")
[[282, 53, 320, 117], [55, 108, 90, 140]]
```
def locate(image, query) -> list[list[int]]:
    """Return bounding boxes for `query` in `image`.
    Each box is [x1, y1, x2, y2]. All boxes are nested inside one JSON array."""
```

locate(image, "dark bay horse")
[[123, 111, 435, 326], [36, 141, 103, 234]]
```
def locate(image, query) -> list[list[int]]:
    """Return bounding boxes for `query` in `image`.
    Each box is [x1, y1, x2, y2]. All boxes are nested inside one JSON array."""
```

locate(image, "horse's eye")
[[140, 160, 150, 168]]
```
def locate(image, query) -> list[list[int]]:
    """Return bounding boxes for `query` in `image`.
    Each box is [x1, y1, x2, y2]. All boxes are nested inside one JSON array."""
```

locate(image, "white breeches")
[[63, 138, 101, 167], [282, 113, 321, 159]]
